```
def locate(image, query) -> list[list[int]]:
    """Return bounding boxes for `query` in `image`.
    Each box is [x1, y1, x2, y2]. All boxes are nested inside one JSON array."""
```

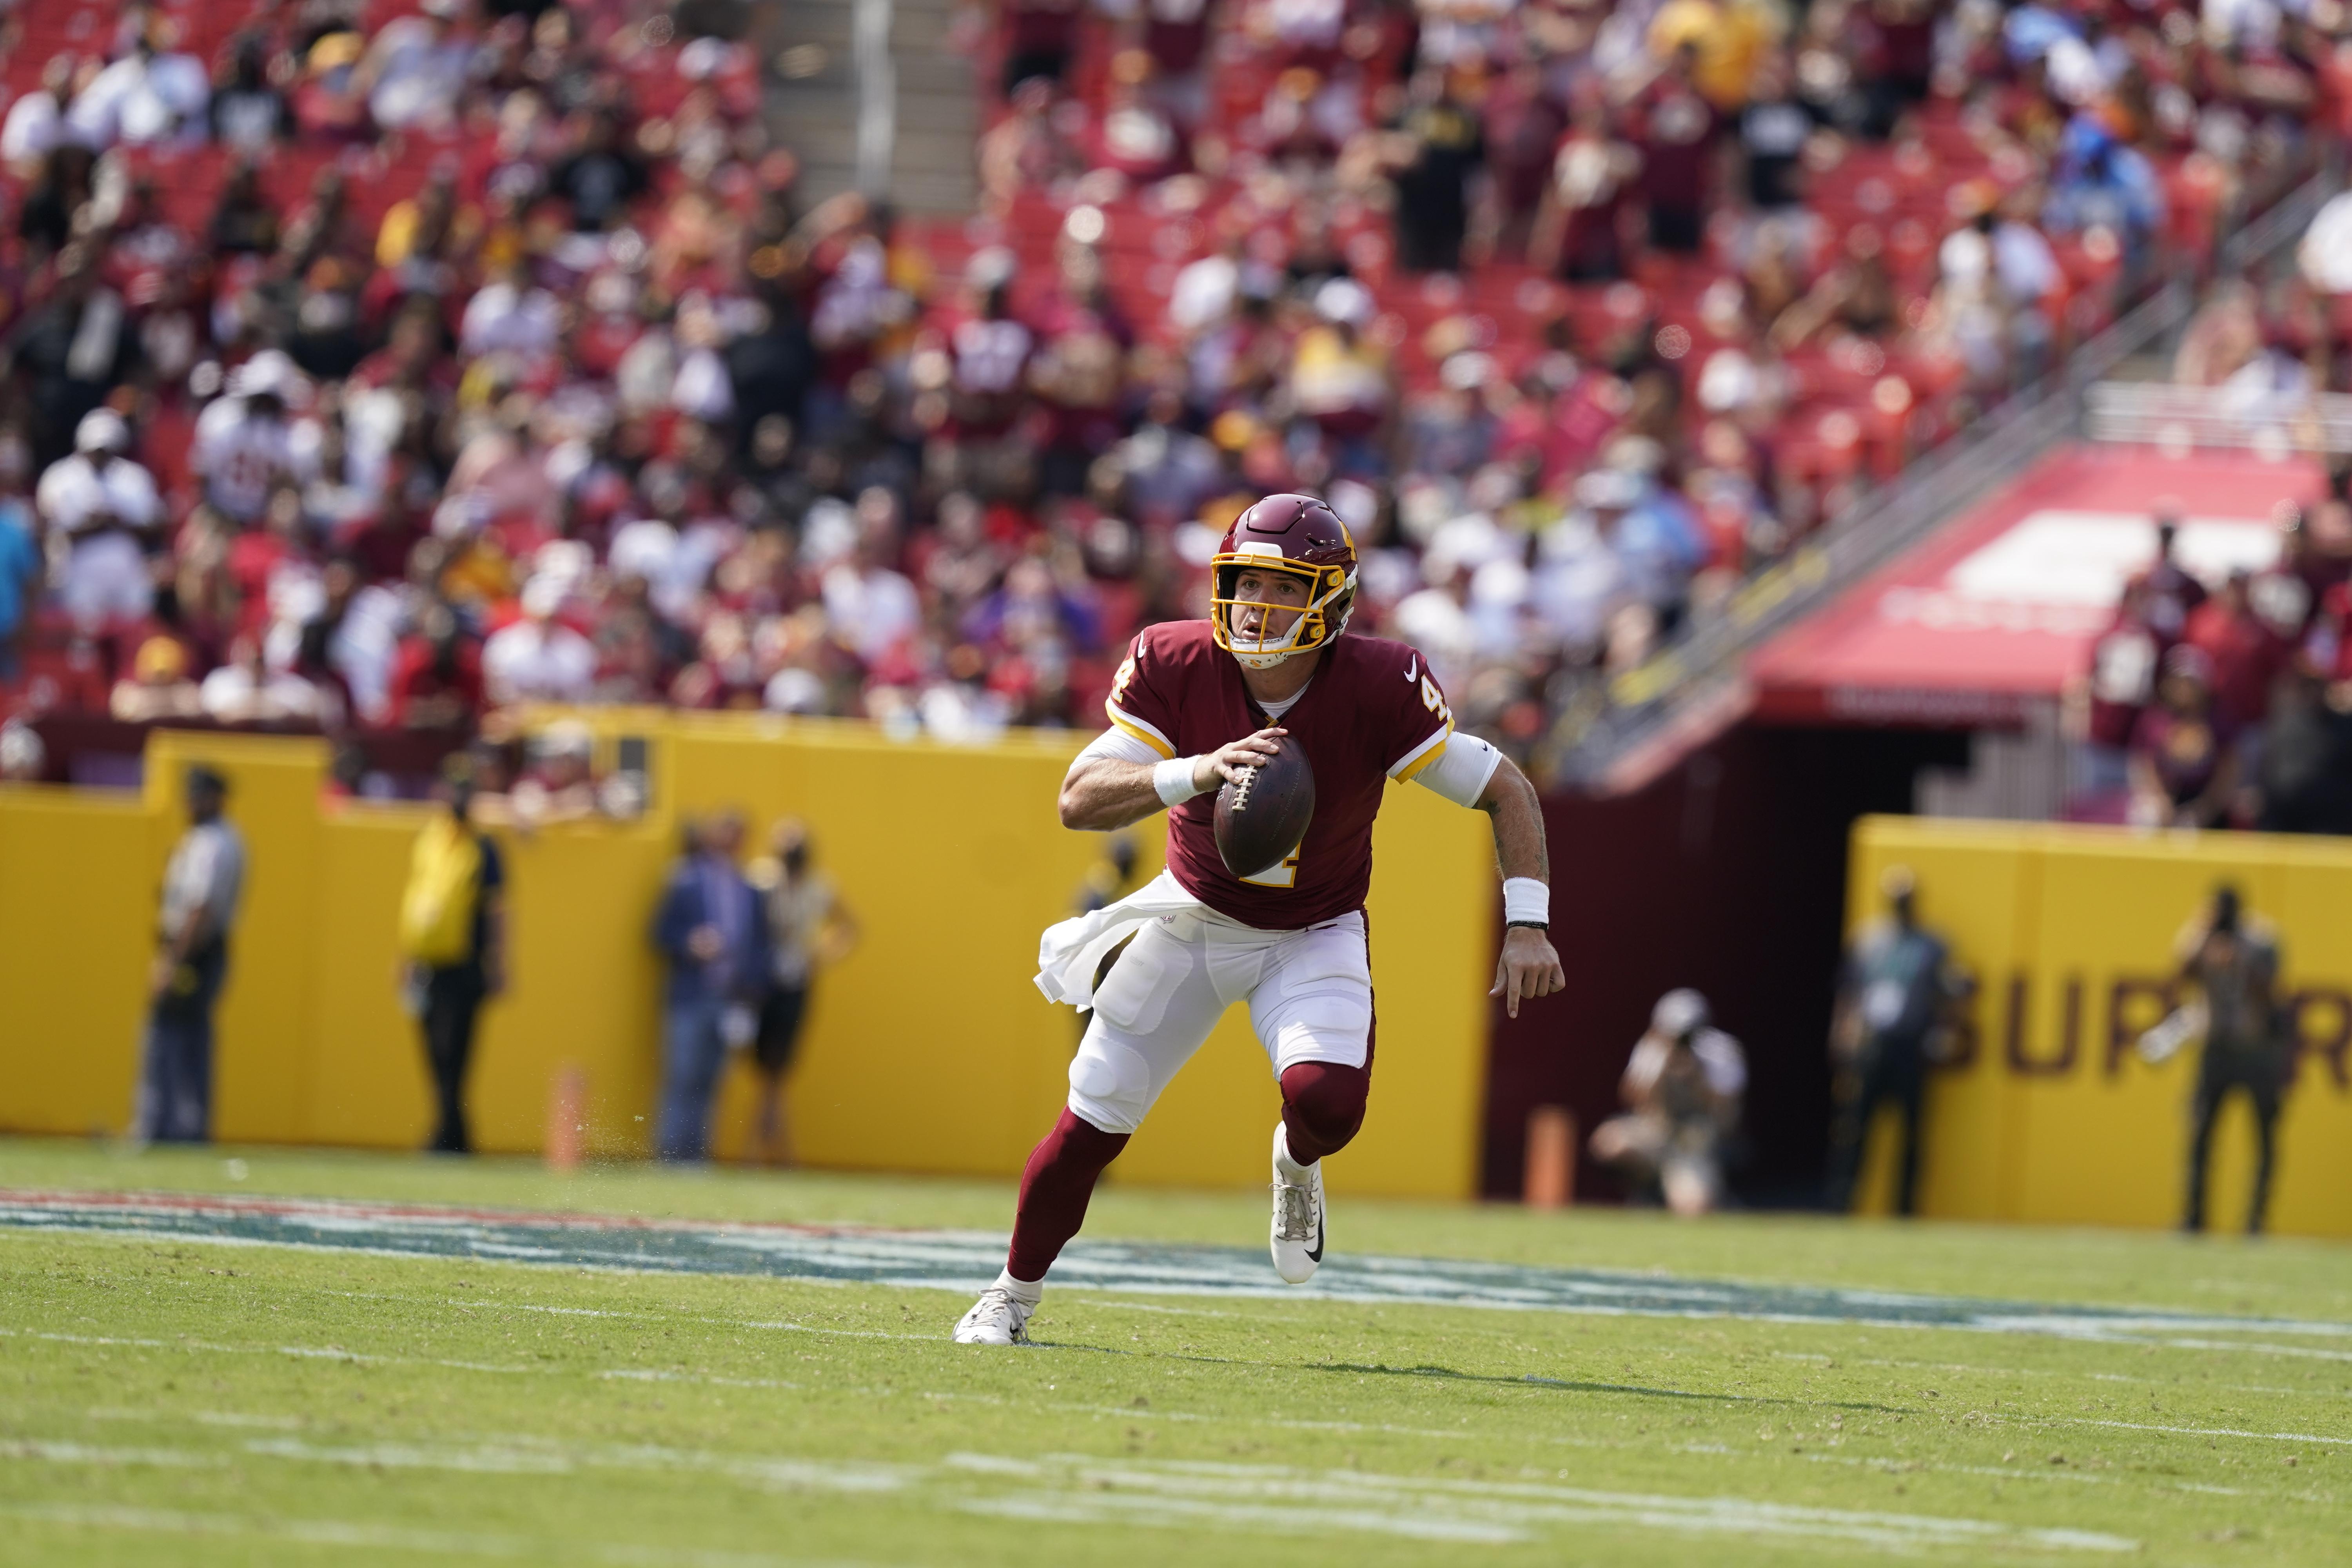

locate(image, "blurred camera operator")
[[1589, 988, 1746, 1216], [2141, 884, 2293, 1235]]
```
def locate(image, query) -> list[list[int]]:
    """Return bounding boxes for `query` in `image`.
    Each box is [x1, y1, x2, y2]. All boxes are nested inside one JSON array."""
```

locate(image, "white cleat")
[[1269, 1123, 1325, 1285], [952, 1286, 1034, 1345]]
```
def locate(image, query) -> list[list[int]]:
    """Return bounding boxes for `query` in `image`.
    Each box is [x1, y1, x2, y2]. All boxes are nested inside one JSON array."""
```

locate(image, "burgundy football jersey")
[[1106, 621, 1455, 929]]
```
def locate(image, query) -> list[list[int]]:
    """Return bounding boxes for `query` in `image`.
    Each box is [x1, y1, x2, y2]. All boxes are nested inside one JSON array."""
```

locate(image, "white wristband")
[[1154, 756, 1205, 807], [1503, 877, 1550, 926]]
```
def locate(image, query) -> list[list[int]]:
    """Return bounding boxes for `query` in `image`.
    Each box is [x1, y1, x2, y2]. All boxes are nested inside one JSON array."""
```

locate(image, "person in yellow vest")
[[398, 755, 507, 1153]]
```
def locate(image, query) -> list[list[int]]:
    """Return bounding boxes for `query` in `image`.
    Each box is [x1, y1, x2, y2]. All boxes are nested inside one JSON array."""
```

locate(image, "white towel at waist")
[[1034, 869, 1205, 1011]]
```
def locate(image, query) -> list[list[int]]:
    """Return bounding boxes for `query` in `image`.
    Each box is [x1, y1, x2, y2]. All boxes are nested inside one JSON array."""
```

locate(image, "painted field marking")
[[942, 1452, 2142, 1552], [2051, 1417, 2352, 1446], [5, 1189, 2346, 1350], [10, 1425, 2139, 1552], [0, 1501, 902, 1567]]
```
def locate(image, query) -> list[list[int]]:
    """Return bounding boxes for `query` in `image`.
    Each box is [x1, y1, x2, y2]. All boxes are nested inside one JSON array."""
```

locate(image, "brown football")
[[1213, 740, 1316, 881]]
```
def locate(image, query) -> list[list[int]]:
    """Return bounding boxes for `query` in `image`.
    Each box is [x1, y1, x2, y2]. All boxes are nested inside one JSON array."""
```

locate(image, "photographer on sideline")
[[2145, 885, 2292, 1235], [1589, 989, 1746, 1216]]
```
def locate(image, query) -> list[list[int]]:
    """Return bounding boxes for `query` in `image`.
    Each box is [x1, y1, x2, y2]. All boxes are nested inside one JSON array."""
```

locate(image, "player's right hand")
[[1196, 728, 1287, 791]]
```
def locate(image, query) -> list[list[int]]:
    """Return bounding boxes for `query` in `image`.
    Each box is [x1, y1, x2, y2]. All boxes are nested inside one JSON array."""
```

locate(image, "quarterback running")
[[953, 492, 1567, 1345]]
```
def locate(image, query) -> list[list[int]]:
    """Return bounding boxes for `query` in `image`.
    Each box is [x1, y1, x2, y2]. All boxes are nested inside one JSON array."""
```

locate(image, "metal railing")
[[2085, 383, 2352, 456], [1548, 166, 2345, 795]]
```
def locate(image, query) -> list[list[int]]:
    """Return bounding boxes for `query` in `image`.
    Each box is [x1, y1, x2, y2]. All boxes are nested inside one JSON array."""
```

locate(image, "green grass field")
[[2, 1136, 2349, 1566]]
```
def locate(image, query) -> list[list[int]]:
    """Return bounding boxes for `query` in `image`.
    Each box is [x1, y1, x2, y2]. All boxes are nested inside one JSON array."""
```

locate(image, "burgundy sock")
[[1005, 1109, 1129, 1281], [1278, 1060, 1371, 1164]]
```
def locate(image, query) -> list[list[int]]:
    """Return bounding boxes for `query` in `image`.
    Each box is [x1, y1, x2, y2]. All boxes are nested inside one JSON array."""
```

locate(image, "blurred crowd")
[[0, 0, 2343, 787], [2070, 466, 2352, 833]]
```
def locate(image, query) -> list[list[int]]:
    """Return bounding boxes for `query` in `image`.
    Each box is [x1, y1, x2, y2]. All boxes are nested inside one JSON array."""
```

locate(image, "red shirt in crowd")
[[2184, 594, 2287, 734]]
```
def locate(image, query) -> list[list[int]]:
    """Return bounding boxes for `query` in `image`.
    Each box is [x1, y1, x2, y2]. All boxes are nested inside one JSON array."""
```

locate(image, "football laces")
[[1228, 761, 1259, 811]]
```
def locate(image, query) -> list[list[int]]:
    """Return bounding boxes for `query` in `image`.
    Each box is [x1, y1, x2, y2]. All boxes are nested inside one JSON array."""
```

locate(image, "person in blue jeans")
[[650, 809, 769, 1162]]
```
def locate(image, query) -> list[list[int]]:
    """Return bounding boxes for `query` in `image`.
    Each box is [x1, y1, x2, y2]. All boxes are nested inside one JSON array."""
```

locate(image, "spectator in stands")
[[0, 0, 2333, 791], [0, 717, 44, 781], [11, 246, 135, 467], [2127, 646, 2237, 829], [200, 634, 322, 725], [745, 818, 858, 1165], [1828, 865, 1968, 1217], [111, 636, 205, 722], [0, 474, 40, 681], [211, 34, 290, 152], [2, 56, 78, 172], [1627, 43, 1718, 257], [1590, 989, 1746, 1215], [192, 352, 314, 524], [2043, 115, 2166, 274], [361, 0, 477, 134], [207, 157, 282, 256], [136, 765, 244, 1145], [37, 409, 163, 630], [388, 599, 485, 733], [2183, 569, 2288, 740], [2070, 578, 2162, 803], [2254, 661, 2352, 834], [483, 578, 597, 706], [550, 108, 648, 233], [2300, 188, 2352, 296], [67, 12, 209, 149], [1386, 70, 1485, 275], [501, 719, 604, 828], [1532, 88, 1640, 283], [650, 809, 769, 1163], [2129, 513, 2207, 644], [397, 756, 506, 1155]]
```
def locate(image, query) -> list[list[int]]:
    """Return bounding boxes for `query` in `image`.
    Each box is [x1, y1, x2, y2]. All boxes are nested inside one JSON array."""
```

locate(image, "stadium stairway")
[[765, 0, 976, 214]]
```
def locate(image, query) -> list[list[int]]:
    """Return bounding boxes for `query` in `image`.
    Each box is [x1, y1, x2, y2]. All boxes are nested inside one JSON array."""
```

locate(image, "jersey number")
[[1241, 846, 1301, 889], [1420, 674, 1453, 727]]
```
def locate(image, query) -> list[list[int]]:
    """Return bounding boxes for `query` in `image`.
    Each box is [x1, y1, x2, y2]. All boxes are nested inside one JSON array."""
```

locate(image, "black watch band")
[[1506, 920, 1549, 931]]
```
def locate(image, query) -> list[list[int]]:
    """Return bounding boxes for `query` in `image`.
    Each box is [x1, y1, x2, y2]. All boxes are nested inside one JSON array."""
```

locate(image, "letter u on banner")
[[2004, 973, 2082, 1076]]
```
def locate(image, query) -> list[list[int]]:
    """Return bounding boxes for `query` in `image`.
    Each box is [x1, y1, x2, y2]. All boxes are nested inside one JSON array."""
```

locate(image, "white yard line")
[[0, 1501, 900, 1566], [2048, 1417, 2352, 1446], [1, 1410, 2153, 1555]]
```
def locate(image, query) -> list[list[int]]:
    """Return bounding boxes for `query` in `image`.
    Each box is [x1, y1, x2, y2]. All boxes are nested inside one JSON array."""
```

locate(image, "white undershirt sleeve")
[[1410, 731, 1504, 808], [1076, 726, 1164, 767]]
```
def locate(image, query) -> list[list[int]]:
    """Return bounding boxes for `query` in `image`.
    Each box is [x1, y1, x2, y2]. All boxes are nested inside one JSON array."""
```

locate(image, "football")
[[1213, 739, 1316, 880]]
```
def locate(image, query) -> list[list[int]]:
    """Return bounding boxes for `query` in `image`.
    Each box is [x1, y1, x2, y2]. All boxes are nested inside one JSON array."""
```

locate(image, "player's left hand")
[[1491, 926, 1566, 1019]]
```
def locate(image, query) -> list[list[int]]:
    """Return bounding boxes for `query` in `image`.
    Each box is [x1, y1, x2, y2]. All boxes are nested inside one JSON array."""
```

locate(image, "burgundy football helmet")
[[1210, 493, 1359, 668]]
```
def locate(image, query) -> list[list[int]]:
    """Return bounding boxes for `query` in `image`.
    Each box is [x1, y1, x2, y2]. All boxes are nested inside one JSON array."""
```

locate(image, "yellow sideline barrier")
[[1846, 817, 2352, 1237], [0, 719, 1491, 1198]]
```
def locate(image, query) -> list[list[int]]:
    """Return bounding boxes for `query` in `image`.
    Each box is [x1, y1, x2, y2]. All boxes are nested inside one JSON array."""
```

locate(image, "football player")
[[953, 493, 1567, 1344]]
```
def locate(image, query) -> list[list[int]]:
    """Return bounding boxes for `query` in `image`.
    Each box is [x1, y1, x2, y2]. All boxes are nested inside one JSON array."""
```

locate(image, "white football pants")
[[1066, 905, 1372, 1136]]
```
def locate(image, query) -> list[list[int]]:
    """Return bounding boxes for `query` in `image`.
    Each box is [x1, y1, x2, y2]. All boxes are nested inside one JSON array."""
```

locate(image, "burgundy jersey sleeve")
[[1368, 642, 1456, 784], [1103, 626, 1182, 759]]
